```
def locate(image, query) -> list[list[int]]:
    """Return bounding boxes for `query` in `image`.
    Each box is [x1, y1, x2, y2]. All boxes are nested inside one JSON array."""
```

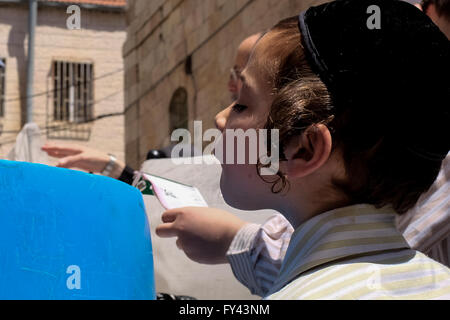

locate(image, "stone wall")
[[0, 3, 126, 162]]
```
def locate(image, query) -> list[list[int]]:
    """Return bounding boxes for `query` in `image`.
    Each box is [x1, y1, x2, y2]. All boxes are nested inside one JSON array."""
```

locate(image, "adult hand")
[[156, 207, 248, 265], [42, 143, 125, 178]]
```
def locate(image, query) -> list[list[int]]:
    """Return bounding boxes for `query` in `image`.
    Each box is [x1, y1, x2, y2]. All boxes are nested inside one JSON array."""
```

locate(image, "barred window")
[[52, 61, 94, 123], [0, 58, 5, 118]]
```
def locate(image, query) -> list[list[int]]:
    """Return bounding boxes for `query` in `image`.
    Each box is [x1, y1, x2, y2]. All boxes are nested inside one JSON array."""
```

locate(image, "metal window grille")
[[53, 61, 94, 123], [48, 61, 93, 140]]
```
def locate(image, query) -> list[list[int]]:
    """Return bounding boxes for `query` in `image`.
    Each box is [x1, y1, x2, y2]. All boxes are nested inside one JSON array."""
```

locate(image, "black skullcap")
[[298, 0, 450, 161]]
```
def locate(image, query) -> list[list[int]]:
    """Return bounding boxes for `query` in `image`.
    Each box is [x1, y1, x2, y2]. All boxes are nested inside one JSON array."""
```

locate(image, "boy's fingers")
[[155, 223, 179, 238], [161, 210, 180, 223]]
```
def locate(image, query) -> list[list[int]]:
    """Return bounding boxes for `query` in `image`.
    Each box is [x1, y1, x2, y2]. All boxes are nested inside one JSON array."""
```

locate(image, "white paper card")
[[143, 173, 208, 210]]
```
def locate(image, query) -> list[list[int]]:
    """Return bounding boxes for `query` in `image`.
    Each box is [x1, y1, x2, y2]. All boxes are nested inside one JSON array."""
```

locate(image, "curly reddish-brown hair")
[[257, 17, 443, 214]]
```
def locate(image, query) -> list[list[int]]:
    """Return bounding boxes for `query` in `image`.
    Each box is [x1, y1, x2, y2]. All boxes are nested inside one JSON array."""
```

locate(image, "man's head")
[[421, 0, 450, 38], [228, 33, 263, 101]]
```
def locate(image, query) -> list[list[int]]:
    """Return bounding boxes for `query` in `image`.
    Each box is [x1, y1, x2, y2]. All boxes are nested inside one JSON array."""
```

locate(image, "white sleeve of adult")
[[397, 154, 450, 254]]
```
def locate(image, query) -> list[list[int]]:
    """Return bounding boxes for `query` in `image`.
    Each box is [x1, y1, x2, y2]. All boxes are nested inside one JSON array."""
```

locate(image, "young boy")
[[157, 0, 450, 299]]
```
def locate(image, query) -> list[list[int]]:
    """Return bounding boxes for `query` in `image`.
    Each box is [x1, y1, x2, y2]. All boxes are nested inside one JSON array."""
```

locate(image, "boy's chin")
[[219, 172, 260, 211]]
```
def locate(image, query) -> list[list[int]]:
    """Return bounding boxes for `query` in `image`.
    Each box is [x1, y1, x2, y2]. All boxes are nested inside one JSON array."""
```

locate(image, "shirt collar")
[[268, 204, 411, 295]]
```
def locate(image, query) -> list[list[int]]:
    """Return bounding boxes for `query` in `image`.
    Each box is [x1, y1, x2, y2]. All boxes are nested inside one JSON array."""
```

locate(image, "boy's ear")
[[283, 124, 333, 178]]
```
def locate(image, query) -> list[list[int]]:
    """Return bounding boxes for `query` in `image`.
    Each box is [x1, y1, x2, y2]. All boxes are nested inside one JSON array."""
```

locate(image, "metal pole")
[[26, 0, 37, 124]]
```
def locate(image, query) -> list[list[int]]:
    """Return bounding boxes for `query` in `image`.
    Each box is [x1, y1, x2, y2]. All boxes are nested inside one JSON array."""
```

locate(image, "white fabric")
[[7, 123, 48, 164], [140, 156, 277, 300]]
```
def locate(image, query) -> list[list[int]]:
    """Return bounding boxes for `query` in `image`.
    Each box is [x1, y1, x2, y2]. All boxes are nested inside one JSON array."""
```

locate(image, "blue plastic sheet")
[[0, 160, 155, 300]]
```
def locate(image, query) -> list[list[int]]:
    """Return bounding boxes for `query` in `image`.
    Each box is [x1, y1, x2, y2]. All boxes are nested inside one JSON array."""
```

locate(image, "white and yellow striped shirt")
[[227, 155, 450, 297], [229, 204, 450, 300]]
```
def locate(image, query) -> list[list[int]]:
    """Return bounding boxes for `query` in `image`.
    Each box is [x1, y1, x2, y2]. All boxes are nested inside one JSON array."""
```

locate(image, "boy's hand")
[[156, 207, 247, 265]]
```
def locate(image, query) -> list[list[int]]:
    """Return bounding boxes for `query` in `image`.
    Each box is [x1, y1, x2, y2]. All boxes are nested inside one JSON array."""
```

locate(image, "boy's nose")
[[215, 105, 232, 132]]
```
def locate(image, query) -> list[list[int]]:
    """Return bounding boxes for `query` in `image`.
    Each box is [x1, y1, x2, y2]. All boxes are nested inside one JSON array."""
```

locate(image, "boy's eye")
[[233, 104, 248, 113]]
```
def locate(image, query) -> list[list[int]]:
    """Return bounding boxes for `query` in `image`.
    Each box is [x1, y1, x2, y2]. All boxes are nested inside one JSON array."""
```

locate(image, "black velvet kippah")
[[298, 0, 450, 161]]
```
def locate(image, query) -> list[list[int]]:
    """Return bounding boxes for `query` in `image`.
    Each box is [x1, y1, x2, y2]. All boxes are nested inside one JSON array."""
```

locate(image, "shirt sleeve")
[[118, 165, 136, 185], [226, 214, 294, 297], [397, 154, 450, 254]]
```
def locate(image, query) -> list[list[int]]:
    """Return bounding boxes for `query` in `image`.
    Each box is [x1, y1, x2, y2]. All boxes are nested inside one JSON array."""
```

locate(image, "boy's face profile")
[[214, 31, 340, 224], [215, 32, 281, 211]]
